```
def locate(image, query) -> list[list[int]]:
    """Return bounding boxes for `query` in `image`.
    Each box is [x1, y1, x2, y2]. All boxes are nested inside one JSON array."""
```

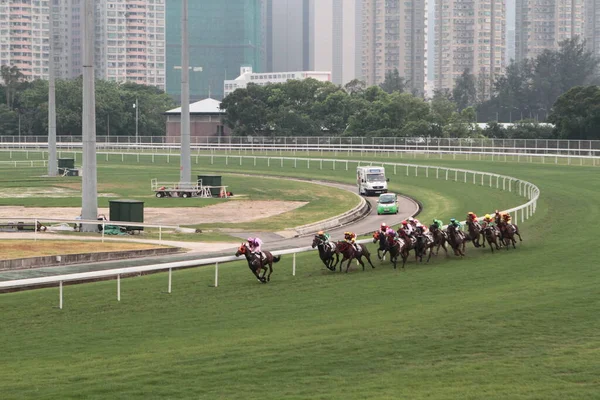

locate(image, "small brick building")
[[165, 98, 231, 143]]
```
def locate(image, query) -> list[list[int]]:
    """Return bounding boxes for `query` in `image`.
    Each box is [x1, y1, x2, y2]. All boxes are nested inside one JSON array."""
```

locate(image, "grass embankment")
[[0, 158, 598, 399], [0, 240, 167, 260]]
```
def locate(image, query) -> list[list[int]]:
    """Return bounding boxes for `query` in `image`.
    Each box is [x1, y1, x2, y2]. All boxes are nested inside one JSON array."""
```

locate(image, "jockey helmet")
[[468, 212, 474, 216], [247, 237, 254, 242], [416, 223, 423, 228], [408, 217, 414, 222], [386, 228, 395, 235], [485, 214, 491, 219], [381, 222, 387, 228], [317, 230, 324, 236], [450, 218, 456, 222], [401, 220, 408, 225]]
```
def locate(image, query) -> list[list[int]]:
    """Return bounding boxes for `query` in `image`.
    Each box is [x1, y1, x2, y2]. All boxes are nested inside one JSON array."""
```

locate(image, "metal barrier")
[[0, 155, 540, 309]]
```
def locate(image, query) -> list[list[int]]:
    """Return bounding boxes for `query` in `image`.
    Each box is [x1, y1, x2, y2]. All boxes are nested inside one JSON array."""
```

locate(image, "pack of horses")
[[236, 216, 522, 282], [367, 219, 522, 270]]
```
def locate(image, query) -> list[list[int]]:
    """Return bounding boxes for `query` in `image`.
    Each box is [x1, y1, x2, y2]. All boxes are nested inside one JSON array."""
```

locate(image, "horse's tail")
[[272, 255, 281, 263]]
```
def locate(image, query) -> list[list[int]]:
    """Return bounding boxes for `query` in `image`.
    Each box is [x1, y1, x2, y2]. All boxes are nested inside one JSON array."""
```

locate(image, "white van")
[[357, 166, 389, 196]]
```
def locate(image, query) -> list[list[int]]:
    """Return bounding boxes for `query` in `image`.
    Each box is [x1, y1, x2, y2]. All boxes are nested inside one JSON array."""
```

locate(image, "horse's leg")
[[357, 256, 366, 271], [267, 262, 273, 282], [345, 256, 353, 273]]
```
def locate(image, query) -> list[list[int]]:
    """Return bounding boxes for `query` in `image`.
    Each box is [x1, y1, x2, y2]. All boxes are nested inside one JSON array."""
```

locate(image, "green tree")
[[547, 85, 600, 140], [379, 68, 406, 94], [344, 79, 367, 96], [452, 68, 477, 111], [0, 65, 25, 109], [221, 83, 270, 136]]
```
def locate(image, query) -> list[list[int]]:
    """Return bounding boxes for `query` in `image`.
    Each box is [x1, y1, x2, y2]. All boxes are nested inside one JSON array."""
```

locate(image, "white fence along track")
[[0, 153, 540, 308]]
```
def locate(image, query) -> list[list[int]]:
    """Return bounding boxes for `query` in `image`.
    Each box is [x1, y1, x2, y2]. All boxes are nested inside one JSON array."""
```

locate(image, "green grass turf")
[[0, 154, 599, 399]]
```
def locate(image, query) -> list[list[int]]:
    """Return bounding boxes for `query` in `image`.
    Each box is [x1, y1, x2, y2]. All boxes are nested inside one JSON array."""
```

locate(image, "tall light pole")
[[180, 0, 191, 184], [133, 97, 139, 144], [81, 0, 98, 231], [47, 3, 57, 176]]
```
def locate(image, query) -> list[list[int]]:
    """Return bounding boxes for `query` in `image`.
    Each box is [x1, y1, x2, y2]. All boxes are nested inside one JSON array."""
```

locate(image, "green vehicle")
[[377, 193, 398, 215]]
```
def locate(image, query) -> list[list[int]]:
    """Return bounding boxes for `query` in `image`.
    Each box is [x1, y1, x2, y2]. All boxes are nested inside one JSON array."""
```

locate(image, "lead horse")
[[235, 243, 281, 283], [334, 241, 375, 273], [465, 219, 484, 248]]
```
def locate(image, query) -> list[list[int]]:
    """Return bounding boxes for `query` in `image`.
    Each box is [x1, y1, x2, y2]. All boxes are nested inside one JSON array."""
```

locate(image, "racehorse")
[[415, 230, 436, 263], [372, 231, 389, 260], [334, 241, 375, 273], [465, 219, 484, 248], [385, 235, 409, 269], [429, 224, 449, 256], [235, 243, 281, 283], [312, 235, 339, 271], [482, 225, 502, 252], [446, 225, 466, 257], [497, 221, 522, 249]]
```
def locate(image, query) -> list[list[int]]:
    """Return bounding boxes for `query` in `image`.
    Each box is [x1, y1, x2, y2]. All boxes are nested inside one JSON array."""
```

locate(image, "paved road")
[[0, 181, 419, 282]]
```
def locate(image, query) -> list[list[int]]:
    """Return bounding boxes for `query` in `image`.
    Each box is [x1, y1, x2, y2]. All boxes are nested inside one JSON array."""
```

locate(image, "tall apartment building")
[[585, 0, 600, 60], [0, 0, 165, 89], [267, 0, 309, 72], [0, 0, 52, 80], [266, 0, 361, 85], [515, 0, 584, 62], [166, 0, 266, 101], [434, 0, 506, 93], [362, 0, 428, 96], [308, 0, 362, 85], [95, 0, 166, 89]]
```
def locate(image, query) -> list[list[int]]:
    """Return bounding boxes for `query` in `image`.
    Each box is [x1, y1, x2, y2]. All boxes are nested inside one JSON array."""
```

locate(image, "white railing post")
[[34, 218, 38, 241], [117, 274, 121, 301], [59, 281, 63, 309], [293, 253, 296, 276], [102, 222, 105, 242], [159, 226, 162, 242], [168, 268, 172, 293], [215, 262, 219, 287]]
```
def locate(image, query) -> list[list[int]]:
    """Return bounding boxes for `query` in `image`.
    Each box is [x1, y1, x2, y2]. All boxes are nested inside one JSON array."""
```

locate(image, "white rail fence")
[[0, 137, 599, 165], [0, 217, 180, 242], [0, 156, 540, 308]]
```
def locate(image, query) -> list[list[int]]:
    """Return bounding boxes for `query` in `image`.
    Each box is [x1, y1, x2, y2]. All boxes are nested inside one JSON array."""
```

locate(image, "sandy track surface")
[[0, 200, 308, 225]]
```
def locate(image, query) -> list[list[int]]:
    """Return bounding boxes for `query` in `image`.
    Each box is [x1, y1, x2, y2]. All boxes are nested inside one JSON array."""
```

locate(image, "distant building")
[[585, 0, 600, 62], [265, 0, 361, 84], [434, 0, 506, 94], [164, 98, 230, 141], [166, 0, 267, 102], [515, 0, 584, 62], [223, 66, 331, 97], [0, 0, 166, 88], [362, 0, 428, 96]]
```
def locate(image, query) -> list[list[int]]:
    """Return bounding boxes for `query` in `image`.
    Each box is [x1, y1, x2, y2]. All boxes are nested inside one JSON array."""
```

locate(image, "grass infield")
[[0, 153, 598, 399]]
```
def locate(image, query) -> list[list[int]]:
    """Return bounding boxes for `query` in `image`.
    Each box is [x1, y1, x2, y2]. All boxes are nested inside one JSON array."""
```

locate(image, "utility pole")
[[180, 0, 191, 184], [81, 0, 98, 232], [47, 3, 57, 176], [134, 96, 139, 144]]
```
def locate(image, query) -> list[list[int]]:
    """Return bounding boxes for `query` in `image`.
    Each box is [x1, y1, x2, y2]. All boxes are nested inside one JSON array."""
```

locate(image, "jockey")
[[401, 220, 414, 236], [482, 214, 495, 228], [386, 227, 399, 243], [502, 213, 512, 224], [316, 230, 330, 242], [344, 231, 360, 252], [432, 219, 444, 230], [379, 222, 389, 234], [467, 212, 478, 223], [448, 218, 466, 239], [247, 237, 265, 262], [408, 217, 420, 228], [415, 222, 427, 234]]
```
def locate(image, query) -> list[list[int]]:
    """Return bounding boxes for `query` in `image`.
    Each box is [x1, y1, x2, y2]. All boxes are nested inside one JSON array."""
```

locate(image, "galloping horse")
[[465, 219, 484, 248], [312, 235, 339, 271], [372, 231, 389, 260], [385, 235, 409, 269], [482, 225, 502, 252], [497, 221, 522, 249], [235, 243, 281, 283], [446, 225, 466, 257], [415, 230, 436, 263], [429, 224, 449, 256], [334, 241, 375, 273]]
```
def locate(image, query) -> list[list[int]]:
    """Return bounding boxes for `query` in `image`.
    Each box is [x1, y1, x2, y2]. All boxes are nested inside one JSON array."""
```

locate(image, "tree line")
[[222, 37, 600, 140], [0, 66, 175, 138]]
